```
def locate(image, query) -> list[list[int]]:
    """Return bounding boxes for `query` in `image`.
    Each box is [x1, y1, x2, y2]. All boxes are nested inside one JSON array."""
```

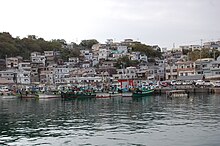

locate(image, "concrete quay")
[[154, 86, 220, 95]]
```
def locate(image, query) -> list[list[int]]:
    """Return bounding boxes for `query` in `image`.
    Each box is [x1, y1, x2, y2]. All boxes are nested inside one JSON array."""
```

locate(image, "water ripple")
[[1, 94, 220, 145]]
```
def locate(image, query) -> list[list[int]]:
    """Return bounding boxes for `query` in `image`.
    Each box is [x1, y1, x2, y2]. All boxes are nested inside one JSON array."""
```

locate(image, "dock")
[[154, 87, 220, 95]]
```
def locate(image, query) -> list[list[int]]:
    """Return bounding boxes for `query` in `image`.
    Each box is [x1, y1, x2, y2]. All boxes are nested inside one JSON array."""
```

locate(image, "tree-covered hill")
[[0, 32, 65, 59]]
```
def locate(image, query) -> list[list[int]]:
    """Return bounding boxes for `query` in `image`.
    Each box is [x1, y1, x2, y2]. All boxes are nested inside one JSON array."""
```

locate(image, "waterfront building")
[[0, 69, 16, 84], [165, 63, 178, 80], [194, 58, 214, 76], [206, 56, 220, 80], [112, 66, 137, 80], [176, 61, 195, 77]]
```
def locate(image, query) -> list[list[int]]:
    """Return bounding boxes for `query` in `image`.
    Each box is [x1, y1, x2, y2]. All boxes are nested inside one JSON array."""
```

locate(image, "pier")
[[154, 86, 220, 95]]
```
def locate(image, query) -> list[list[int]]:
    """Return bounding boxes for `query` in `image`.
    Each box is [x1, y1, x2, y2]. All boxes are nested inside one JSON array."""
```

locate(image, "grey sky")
[[0, 0, 220, 48]]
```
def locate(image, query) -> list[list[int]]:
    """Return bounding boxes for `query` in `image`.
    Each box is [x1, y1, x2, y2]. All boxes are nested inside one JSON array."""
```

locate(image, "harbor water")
[[1, 94, 220, 146]]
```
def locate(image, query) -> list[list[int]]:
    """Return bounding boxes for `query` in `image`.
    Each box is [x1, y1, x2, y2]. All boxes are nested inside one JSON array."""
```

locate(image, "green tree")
[[79, 39, 99, 49], [188, 48, 213, 61], [115, 56, 139, 69], [131, 43, 162, 58]]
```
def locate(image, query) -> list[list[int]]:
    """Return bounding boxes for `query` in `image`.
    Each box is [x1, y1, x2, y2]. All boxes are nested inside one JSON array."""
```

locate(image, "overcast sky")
[[1, 0, 220, 48]]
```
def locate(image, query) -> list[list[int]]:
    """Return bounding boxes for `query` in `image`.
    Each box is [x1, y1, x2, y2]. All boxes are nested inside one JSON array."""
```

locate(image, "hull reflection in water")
[[0, 94, 220, 146]]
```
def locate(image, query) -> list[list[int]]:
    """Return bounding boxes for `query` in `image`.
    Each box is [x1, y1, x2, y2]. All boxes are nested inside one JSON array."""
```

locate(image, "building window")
[[166, 69, 170, 73]]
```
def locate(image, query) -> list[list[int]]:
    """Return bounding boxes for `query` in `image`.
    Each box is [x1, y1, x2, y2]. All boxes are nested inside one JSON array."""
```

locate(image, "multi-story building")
[[176, 61, 195, 77], [210, 56, 220, 78], [194, 58, 214, 76], [18, 62, 31, 71], [99, 61, 116, 68], [6, 57, 22, 69], [117, 45, 128, 54], [44, 51, 56, 66], [30, 62, 44, 84], [148, 66, 165, 81], [16, 70, 31, 85], [180, 45, 201, 51], [112, 67, 137, 80], [0, 69, 16, 84], [165, 64, 178, 80], [39, 66, 54, 85], [53, 65, 71, 85], [98, 48, 109, 60], [80, 50, 93, 61], [31, 52, 46, 66]]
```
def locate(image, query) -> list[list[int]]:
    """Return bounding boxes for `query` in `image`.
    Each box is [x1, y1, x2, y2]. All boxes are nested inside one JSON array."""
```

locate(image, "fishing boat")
[[61, 90, 96, 99], [132, 86, 155, 97], [18, 91, 38, 99], [96, 92, 111, 98], [166, 90, 189, 98], [0, 91, 18, 99], [37, 91, 60, 99]]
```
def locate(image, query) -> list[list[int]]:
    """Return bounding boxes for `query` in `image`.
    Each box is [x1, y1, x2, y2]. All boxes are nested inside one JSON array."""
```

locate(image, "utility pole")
[[200, 39, 203, 75]]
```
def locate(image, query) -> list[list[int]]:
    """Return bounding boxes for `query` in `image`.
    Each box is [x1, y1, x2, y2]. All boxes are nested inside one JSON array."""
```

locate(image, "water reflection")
[[0, 94, 220, 145]]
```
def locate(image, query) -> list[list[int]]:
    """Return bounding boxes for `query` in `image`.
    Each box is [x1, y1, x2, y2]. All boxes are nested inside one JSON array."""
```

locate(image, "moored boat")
[[132, 89, 154, 97], [37, 91, 60, 99], [96, 92, 111, 98], [0, 91, 18, 99], [166, 90, 189, 98], [132, 86, 155, 97], [18, 91, 39, 99], [61, 90, 96, 99]]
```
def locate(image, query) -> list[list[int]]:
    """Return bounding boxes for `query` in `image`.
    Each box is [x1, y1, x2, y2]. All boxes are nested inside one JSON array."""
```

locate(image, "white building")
[[80, 50, 93, 60], [16, 70, 31, 84], [0, 69, 16, 84], [98, 48, 108, 60], [31, 52, 46, 66], [53, 66, 71, 84], [117, 45, 128, 54], [165, 64, 178, 80], [6, 57, 21, 68], [112, 67, 137, 80], [180, 45, 201, 51], [176, 61, 195, 77], [18, 62, 31, 71]]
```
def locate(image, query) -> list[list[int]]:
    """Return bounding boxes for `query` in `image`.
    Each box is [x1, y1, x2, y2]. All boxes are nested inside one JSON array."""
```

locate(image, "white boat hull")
[[37, 94, 60, 99]]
